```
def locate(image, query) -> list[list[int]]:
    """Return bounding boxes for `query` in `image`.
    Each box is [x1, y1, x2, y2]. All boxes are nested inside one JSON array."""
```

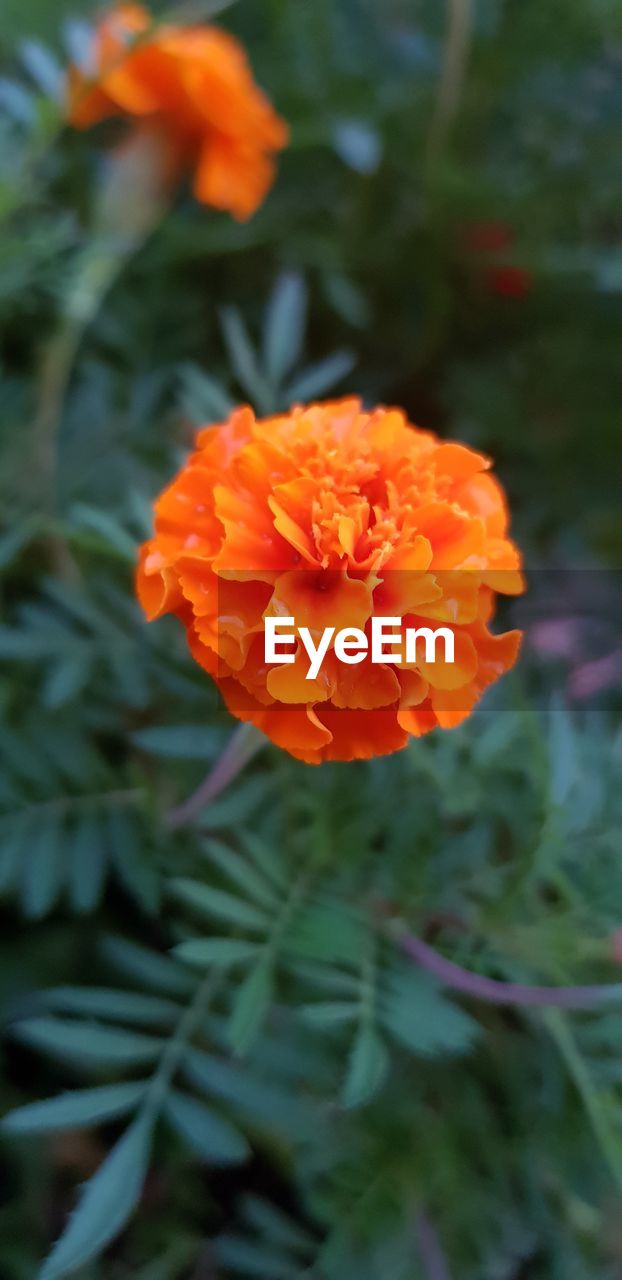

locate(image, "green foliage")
[[3, 933, 317, 1276], [180, 271, 356, 421], [1, 0, 622, 1277]]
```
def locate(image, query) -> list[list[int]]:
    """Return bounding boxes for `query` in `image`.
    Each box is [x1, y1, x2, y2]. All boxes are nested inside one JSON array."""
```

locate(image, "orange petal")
[[397, 668, 429, 708], [453, 472, 509, 537], [413, 503, 486, 569], [331, 653, 400, 710], [135, 544, 182, 619], [267, 494, 318, 564], [268, 570, 373, 636], [373, 567, 440, 617], [397, 704, 439, 737], [266, 643, 334, 704], [319, 707, 408, 761], [433, 441, 490, 482], [411, 627, 479, 690]]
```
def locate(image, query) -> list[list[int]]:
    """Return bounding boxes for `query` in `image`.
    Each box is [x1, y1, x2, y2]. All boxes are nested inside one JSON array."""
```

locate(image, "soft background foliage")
[[1, 1, 621, 1277]]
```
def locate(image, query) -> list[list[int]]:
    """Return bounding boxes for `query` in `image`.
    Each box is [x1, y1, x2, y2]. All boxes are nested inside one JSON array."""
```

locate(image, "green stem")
[[426, 0, 473, 166], [33, 238, 140, 580], [544, 1008, 622, 1192], [144, 970, 220, 1119], [264, 841, 324, 962]]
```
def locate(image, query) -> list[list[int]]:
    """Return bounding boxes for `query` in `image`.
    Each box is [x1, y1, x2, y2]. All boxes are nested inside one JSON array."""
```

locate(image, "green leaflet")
[[40, 986, 181, 1028], [342, 1024, 389, 1110], [241, 1195, 316, 1255], [2, 1082, 147, 1135], [263, 272, 307, 384], [283, 350, 356, 406], [228, 959, 275, 1056], [19, 817, 64, 919], [39, 1109, 154, 1279], [130, 724, 224, 760], [11, 1017, 164, 1068], [164, 1089, 249, 1164], [179, 362, 235, 423], [173, 938, 261, 968], [183, 1047, 314, 1139], [199, 837, 280, 911], [67, 808, 107, 914], [100, 935, 195, 997], [215, 1236, 298, 1280], [381, 969, 479, 1057], [220, 306, 273, 415], [169, 877, 269, 933], [300, 1001, 359, 1027]]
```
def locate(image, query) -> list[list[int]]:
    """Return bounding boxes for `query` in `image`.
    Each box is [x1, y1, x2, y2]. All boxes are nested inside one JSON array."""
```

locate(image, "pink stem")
[[416, 1209, 452, 1280], [166, 723, 265, 830], [400, 932, 622, 1009]]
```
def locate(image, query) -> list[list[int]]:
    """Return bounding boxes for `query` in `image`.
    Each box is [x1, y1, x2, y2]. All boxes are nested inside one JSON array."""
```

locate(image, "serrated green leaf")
[[130, 725, 223, 759], [183, 1048, 313, 1138], [165, 1090, 249, 1164], [382, 969, 478, 1057], [322, 271, 370, 328], [200, 837, 279, 911], [179, 363, 235, 423], [215, 1236, 296, 1280], [300, 1001, 358, 1027], [67, 809, 107, 914], [241, 1196, 315, 1253], [201, 776, 274, 830], [238, 829, 288, 889], [68, 504, 137, 561], [2, 1082, 146, 1135], [170, 877, 268, 933], [173, 938, 260, 968], [220, 307, 272, 413], [107, 808, 159, 915], [263, 272, 307, 384], [20, 818, 64, 919], [11, 1017, 163, 1068], [287, 962, 359, 997], [41, 987, 180, 1028], [100, 935, 194, 997], [283, 350, 356, 405], [228, 959, 274, 1056], [39, 1109, 153, 1279], [0, 626, 54, 660], [160, 0, 236, 22], [333, 119, 382, 174], [42, 652, 92, 709], [62, 18, 94, 73], [20, 39, 62, 98], [0, 815, 27, 893], [0, 77, 35, 124], [0, 516, 39, 570], [342, 1024, 388, 1109], [285, 901, 366, 965]]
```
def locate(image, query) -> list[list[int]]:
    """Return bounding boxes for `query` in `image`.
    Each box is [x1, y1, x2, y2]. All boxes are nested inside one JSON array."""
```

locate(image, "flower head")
[[137, 399, 524, 764], [66, 3, 288, 220], [485, 264, 533, 299]]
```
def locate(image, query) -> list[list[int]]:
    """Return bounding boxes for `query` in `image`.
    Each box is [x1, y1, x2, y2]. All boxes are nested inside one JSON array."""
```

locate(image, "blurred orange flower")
[[137, 400, 524, 764], [66, 3, 288, 220]]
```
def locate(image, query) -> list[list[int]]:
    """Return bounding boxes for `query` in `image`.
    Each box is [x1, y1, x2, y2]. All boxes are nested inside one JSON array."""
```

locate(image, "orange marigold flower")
[[66, 3, 288, 220], [136, 399, 524, 764]]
